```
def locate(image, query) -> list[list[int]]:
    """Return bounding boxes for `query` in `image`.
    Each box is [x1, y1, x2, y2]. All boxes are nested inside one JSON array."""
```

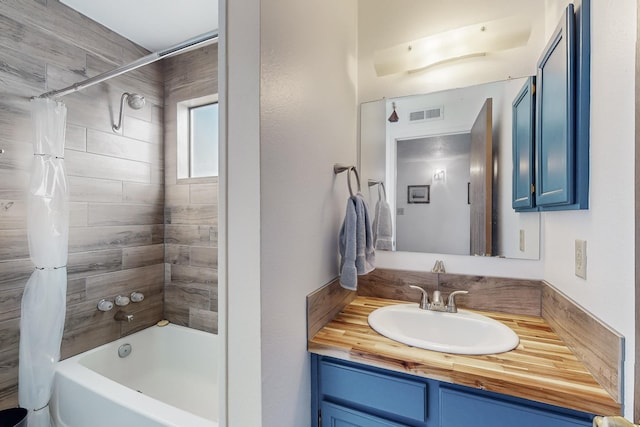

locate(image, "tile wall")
[[0, 0, 164, 408], [163, 44, 219, 333]]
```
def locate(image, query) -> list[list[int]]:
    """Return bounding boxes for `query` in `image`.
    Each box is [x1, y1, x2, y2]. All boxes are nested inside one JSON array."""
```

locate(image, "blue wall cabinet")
[[311, 355, 594, 427], [512, 77, 536, 211], [511, 0, 590, 211], [535, 3, 576, 207]]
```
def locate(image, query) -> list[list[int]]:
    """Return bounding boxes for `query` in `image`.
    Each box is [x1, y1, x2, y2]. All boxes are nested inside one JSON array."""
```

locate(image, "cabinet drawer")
[[440, 387, 592, 427], [319, 360, 427, 423], [321, 402, 405, 427]]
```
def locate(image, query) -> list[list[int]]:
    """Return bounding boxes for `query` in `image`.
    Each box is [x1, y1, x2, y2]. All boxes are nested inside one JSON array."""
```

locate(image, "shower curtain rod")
[[37, 30, 218, 99]]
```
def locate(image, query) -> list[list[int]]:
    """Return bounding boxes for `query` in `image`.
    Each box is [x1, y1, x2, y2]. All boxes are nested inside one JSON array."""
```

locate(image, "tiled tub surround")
[[163, 44, 219, 333], [0, 0, 164, 408], [307, 268, 623, 415]]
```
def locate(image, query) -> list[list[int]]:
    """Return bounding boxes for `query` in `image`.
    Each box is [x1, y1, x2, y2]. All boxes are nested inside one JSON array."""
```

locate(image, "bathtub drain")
[[118, 343, 132, 358]]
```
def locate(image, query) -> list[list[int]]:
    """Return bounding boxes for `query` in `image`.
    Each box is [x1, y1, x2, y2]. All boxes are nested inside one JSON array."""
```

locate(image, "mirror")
[[358, 0, 550, 260], [360, 79, 540, 259]]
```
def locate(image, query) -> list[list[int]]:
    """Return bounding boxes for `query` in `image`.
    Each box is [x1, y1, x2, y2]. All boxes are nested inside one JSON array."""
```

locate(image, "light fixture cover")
[[373, 15, 532, 76]]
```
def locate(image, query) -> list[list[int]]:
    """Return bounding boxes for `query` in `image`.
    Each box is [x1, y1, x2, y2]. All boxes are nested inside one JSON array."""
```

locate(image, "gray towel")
[[339, 193, 375, 290], [373, 196, 393, 251]]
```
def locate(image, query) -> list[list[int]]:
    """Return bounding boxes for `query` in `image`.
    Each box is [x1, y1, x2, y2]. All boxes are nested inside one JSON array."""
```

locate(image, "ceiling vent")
[[409, 106, 443, 123]]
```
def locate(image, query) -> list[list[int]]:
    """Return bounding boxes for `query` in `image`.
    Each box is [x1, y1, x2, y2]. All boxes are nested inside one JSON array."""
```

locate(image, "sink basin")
[[367, 303, 519, 355]]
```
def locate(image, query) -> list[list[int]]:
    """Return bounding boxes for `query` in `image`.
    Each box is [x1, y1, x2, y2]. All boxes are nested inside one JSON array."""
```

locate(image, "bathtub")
[[51, 323, 218, 427]]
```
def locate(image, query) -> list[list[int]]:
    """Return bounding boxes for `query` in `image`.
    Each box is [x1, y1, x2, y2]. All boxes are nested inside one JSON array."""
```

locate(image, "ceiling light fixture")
[[373, 15, 532, 77]]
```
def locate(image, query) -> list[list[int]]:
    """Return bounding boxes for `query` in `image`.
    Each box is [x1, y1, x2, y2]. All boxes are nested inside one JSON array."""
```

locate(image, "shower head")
[[127, 93, 146, 110], [112, 92, 146, 132]]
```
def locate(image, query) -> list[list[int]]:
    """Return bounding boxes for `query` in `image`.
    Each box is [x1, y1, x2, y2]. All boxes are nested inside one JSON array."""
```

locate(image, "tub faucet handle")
[[130, 291, 144, 303], [115, 295, 130, 306], [97, 299, 114, 312]]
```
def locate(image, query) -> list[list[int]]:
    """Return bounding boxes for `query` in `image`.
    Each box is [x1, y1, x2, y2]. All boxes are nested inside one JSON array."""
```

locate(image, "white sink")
[[367, 303, 519, 355]]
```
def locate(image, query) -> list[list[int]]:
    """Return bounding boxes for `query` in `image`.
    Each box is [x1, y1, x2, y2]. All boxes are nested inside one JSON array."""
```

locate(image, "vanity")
[[309, 294, 620, 427]]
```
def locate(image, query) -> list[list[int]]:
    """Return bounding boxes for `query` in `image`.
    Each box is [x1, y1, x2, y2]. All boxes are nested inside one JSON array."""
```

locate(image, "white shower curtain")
[[18, 98, 69, 427]]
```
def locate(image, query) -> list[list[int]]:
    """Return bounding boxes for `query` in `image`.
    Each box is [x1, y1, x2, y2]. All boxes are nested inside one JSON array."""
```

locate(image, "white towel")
[[373, 196, 393, 251], [339, 193, 375, 290]]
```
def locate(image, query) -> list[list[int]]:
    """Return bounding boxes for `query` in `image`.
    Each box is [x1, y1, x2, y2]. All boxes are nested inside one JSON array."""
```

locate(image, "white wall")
[[223, 0, 263, 425], [259, 0, 358, 426], [541, 0, 637, 417]]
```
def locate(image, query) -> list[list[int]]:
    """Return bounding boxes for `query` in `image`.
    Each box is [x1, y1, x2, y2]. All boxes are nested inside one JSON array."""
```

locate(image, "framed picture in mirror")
[[407, 185, 430, 204]]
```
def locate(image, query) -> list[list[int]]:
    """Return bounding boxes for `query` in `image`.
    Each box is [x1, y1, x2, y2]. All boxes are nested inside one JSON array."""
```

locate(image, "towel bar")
[[368, 179, 387, 201], [334, 164, 361, 197]]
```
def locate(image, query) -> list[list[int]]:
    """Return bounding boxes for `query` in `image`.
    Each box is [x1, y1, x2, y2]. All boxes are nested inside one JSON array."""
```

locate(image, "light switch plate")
[[575, 239, 587, 279], [519, 229, 525, 252]]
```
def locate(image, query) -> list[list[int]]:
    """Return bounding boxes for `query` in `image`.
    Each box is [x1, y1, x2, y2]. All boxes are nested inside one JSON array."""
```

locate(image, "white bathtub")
[[51, 323, 218, 427]]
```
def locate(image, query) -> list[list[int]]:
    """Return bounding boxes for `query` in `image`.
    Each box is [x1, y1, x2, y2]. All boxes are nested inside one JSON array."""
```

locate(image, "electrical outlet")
[[575, 239, 587, 279], [519, 229, 525, 252]]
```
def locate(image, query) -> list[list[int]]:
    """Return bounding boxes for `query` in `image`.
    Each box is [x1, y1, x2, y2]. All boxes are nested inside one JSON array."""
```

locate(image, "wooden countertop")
[[308, 296, 621, 416]]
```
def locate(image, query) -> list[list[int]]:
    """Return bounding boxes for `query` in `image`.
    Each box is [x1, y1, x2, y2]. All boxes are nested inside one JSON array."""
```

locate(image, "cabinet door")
[[512, 77, 536, 210], [321, 402, 405, 427], [535, 3, 575, 207], [440, 388, 592, 427]]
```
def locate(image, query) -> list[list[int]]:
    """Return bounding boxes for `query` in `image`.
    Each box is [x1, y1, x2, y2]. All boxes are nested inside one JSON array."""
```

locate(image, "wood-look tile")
[[190, 247, 218, 268], [65, 124, 87, 152], [0, 200, 26, 230], [188, 308, 218, 334], [165, 184, 190, 207], [122, 244, 164, 269], [190, 182, 218, 205], [87, 129, 162, 164], [65, 149, 151, 183], [0, 318, 20, 356], [0, 230, 28, 261], [165, 224, 214, 246], [165, 244, 190, 265], [85, 264, 164, 300], [0, 347, 18, 395], [0, 259, 33, 291], [0, 385, 18, 411], [123, 116, 162, 145], [123, 182, 164, 205], [88, 203, 163, 226], [0, 45, 45, 96], [69, 202, 88, 227], [68, 225, 153, 253], [170, 264, 217, 285], [0, 288, 22, 323], [164, 282, 210, 312], [67, 249, 122, 280], [68, 176, 122, 203], [0, 170, 28, 200], [166, 205, 217, 225]]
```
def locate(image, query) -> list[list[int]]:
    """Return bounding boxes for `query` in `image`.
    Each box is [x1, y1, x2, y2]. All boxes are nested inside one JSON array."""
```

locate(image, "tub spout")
[[114, 310, 134, 322]]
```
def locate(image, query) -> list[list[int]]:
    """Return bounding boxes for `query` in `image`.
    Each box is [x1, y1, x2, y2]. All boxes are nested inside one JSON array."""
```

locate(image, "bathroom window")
[[177, 94, 219, 180]]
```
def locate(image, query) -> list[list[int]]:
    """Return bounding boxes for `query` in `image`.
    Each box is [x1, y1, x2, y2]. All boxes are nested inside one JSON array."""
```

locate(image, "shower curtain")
[[18, 98, 69, 427]]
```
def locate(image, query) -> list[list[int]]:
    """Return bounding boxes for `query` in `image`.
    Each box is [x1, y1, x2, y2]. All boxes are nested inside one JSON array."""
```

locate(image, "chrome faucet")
[[408, 285, 468, 313], [114, 310, 134, 322]]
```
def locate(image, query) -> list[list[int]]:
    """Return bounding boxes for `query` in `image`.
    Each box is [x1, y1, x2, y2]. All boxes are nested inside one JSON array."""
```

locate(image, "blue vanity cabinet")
[[512, 76, 536, 211], [311, 355, 594, 427]]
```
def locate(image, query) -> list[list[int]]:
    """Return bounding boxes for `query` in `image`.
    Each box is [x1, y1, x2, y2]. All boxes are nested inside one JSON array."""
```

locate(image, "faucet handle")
[[446, 290, 469, 313], [408, 285, 429, 310]]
